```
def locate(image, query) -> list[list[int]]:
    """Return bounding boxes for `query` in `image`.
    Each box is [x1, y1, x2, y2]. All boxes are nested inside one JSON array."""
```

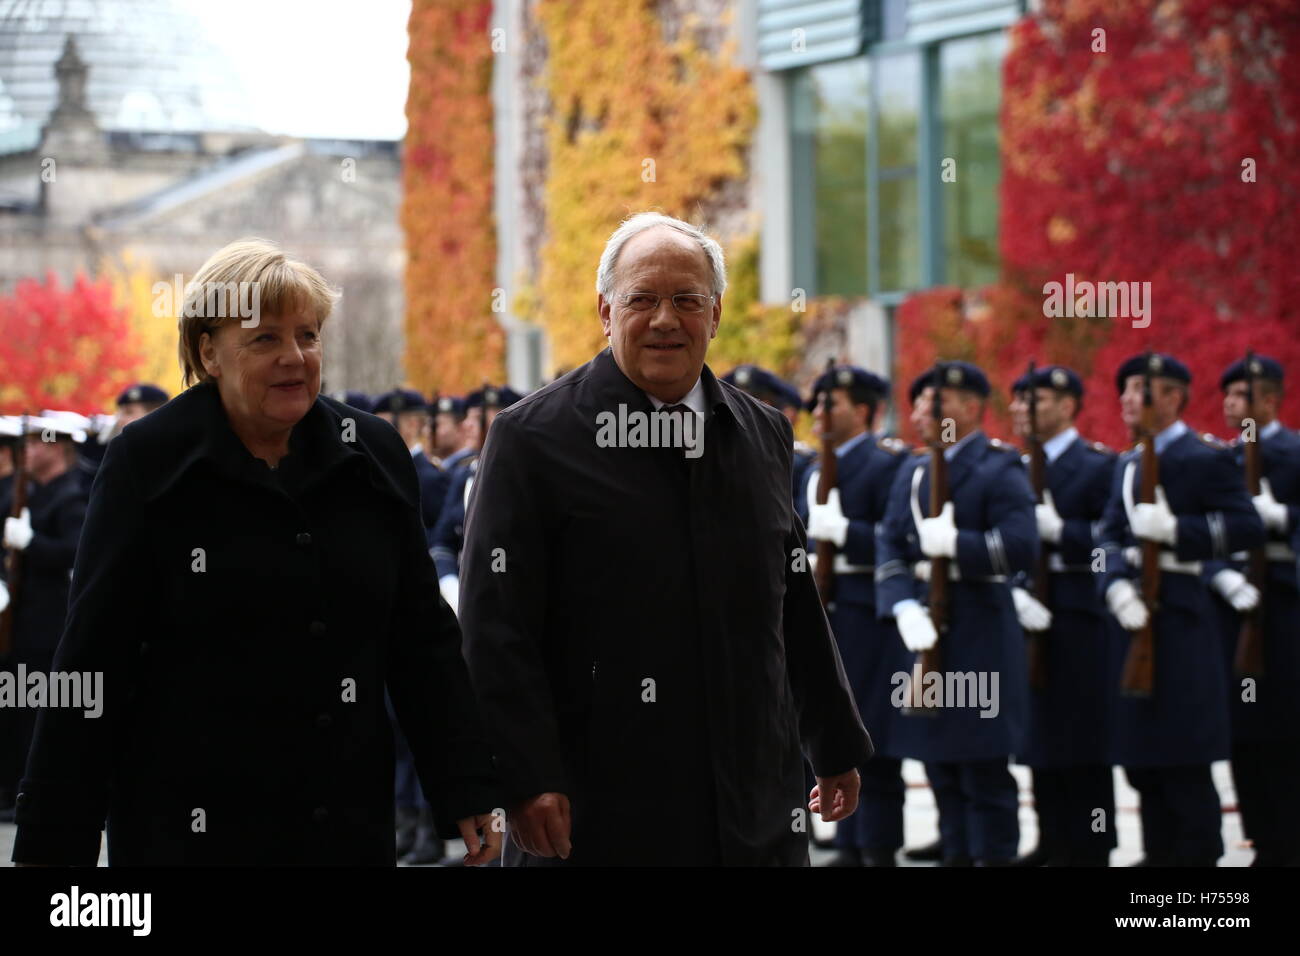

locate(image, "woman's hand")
[[457, 812, 503, 866]]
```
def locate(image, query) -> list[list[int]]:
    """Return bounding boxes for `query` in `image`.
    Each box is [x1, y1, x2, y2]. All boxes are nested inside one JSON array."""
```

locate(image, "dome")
[[0, 0, 257, 133]]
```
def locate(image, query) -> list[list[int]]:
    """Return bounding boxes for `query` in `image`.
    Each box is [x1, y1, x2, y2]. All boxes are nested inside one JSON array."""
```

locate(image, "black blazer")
[[11, 382, 498, 865]]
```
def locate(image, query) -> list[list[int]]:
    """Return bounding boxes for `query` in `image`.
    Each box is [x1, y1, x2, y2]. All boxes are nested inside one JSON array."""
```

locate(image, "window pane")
[[876, 51, 920, 292], [940, 32, 1007, 287], [791, 59, 869, 297], [879, 174, 920, 291]]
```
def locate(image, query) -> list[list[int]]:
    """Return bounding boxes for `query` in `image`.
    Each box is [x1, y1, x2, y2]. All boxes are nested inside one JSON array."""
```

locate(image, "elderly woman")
[[10, 238, 501, 865]]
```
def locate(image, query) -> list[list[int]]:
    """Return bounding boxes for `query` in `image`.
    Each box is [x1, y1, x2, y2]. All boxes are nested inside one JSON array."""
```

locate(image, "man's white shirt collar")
[[646, 377, 707, 416], [1154, 419, 1188, 454], [1043, 426, 1078, 464]]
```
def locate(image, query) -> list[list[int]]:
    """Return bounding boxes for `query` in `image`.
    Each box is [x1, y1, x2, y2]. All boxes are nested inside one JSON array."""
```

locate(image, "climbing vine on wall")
[[403, 0, 504, 393]]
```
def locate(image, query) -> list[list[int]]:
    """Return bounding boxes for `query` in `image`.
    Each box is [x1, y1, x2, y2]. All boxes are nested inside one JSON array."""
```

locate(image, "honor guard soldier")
[[431, 395, 473, 472], [723, 365, 815, 502], [1008, 366, 1119, 866], [1097, 352, 1264, 866], [1218, 354, 1300, 866], [0, 416, 90, 810], [876, 361, 1038, 866], [327, 390, 375, 415], [432, 385, 522, 614], [373, 389, 449, 547], [797, 365, 909, 866]]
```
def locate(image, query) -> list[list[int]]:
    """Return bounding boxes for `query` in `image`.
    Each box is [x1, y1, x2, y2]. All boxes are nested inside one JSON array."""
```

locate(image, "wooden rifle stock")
[[0, 416, 29, 657], [918, 365, 949, 692], [1025, 361, 1049, 690], [813, 359, 838, 607], [1235, 351, 1267, 676], [1121, 358, 1159, 697]]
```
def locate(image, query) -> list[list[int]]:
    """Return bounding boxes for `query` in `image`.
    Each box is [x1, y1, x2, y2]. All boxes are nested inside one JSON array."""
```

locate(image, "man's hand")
[[808, 769, 860, 823], [1132, 486, 1177, 545], [1106, 579, 1149, 631], [1211, 568, 1260, 612], [1035, 489, 1064, 544], [1253, 477, 1289, 533], [895, 601, 938, 651], [457, 811, 504, 866], [808, 488, 849, 547], [1012, 587, 1052, 632], [3, 507, 32, 551], [508, 792, 572, 859], [918, 501, 958, 559]]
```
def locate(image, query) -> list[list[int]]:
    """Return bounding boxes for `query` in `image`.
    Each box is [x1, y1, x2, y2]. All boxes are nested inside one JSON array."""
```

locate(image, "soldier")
[[432, 385, 522, 614], [1097, 352, 1264, 866], [1217, 354, 1300, 866], [327, 390, 375, 415], [431, 395, 473, 472], [115, 383, 170, 428], [0, 416, 89, 815], [722, 365, 815, 503], [373, 389, 449, 548], [0, 416, 19, 820], [876, 361, 1038, 866], [1008, 366, 1118, 866], [797, 365, 909, 866]]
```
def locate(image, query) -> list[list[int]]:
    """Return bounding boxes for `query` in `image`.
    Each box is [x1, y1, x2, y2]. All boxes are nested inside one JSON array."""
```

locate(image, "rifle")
[[813, 359, 839, 607], [0, 415, 30, 657], [1121, 354, 1159, 697], [1025, 361, 1049, 690], [910, 364, 948, 710], [1235, 351, 1267, 676]]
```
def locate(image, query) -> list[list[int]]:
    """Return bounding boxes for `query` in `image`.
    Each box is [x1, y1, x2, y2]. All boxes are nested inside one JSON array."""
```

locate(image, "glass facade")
[[789, 27, 1007, 298]]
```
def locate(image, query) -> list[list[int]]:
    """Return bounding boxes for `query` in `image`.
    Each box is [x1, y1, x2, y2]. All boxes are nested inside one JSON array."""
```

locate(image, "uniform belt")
[[807, 554, 874, 575], [1228, 543, 1298, 563], [914, 560, 1006, 584], [1045, 552, 1092, 573], [1122, 546, 1203, 576]]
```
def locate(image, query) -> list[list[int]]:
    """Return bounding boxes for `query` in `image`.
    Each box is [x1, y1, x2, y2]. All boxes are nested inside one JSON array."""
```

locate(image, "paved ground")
[[0, 759, 1251, 867]]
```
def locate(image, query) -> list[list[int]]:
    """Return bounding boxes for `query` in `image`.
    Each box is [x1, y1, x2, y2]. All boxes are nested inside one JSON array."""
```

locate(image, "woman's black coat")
[[11, 382, 498, 865]]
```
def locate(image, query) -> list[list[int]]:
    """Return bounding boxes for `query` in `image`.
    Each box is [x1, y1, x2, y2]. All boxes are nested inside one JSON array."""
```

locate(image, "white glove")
[[1106, 579, 1149, 631], [1253, 477, 1289, 533], [3, 507, 32, 551], [1131, 485, 1177, 545], [1035, 489, 1064, 544], [1212, 568, 1259, 612], [894, 600, 938, 652], [808, 488, 849, 547], [0, 579, 8, 614], [438, 574, 460, 616], [1012, 587, 1053, 632], [918, 501, 958, 559]]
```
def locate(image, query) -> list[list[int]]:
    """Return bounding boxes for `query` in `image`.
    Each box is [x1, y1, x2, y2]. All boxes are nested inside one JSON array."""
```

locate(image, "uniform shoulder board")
[[987, 438, 1018, 453], [1090, 441, 1117, 456], [1198, 432, 1229, 449], [877, 437, 907, 455]]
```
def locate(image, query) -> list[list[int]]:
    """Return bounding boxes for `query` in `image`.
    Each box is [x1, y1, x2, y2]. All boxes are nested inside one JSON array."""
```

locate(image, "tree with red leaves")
[[0, 272, 142, 415]]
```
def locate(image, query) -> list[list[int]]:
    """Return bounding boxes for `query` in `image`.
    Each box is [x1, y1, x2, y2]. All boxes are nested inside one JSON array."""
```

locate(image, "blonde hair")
[[177, 238, 340, 387]]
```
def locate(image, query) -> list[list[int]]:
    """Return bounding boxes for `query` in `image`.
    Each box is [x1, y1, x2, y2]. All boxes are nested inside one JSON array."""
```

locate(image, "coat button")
[[309, 620, 326, 637], [312, 807, 328, 824], [297, 532, 312, 546], [316, 713, 332, 730]]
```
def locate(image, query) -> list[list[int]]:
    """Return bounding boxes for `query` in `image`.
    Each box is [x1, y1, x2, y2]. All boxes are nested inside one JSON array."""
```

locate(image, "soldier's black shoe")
[[395, 806, 419, 859], [903, 839, 944, 862], [861, 848, 898, 867], [823, 849, 864, 867], [1130, 856, 1173, 867], [1012, 845, 1050, 867], [941, 856, 973, 867], [974, 858, 1014, 867]]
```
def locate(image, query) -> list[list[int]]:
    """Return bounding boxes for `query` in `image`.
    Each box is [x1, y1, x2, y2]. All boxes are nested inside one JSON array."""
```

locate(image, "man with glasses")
[[459, 212, 870, 866]]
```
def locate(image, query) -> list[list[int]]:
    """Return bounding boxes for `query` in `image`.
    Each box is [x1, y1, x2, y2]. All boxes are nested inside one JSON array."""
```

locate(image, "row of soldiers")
[[327, 384, 521, 864], [0, 384, 170, 823], [729, 352, 1296, 868]]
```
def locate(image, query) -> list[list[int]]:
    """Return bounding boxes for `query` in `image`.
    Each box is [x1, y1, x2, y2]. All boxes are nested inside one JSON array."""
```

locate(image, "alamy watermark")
[[1042, 273, 1150, 328], [595, 404, 704, 459], [0, 666, 102, 718], [891, 669, 1000, 718], [152, 274, 261, 327]]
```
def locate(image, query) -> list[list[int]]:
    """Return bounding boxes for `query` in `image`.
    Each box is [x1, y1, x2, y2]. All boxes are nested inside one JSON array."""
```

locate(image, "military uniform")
[[373, 389, 449, 549], [876, 362, 1038, 865], [1097, 353, 1265, 866], [1214, 356, 1300, 866], [721, 365, 815, 504], [798, 366, 909, 864], [1010, 367, 1119, 866]]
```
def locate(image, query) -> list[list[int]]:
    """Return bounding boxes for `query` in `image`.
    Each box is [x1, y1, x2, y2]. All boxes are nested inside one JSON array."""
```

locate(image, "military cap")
[[0, 416, 22, 442], [920, 360, 990, 398], [767, 375, 805, 412], [723, 365, 778, 402], [372, 388, 429, 415], [805, 365, 889, 411], [1219, 354, 1284, 391], [27, 413, 88, 443], [1010, 364, 1084, 398], [908, 371, 932, 404], [433, 395, 467, 417], [116, 383, 169, 407], [328, 390, 375, 414], [1115, 352, 1191, 395], [465, 385, 523, 410]]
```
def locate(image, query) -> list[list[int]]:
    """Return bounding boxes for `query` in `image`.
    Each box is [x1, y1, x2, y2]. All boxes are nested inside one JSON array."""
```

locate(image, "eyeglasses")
[[618, 292, 714, 315]]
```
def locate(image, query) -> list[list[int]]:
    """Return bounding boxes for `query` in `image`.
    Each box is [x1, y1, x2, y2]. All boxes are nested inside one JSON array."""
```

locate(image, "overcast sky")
[[181, 0, 412, 141]]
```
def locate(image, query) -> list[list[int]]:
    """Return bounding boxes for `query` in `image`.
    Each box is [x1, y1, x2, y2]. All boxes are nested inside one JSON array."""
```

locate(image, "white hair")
[[595, 212, 727, 299]]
